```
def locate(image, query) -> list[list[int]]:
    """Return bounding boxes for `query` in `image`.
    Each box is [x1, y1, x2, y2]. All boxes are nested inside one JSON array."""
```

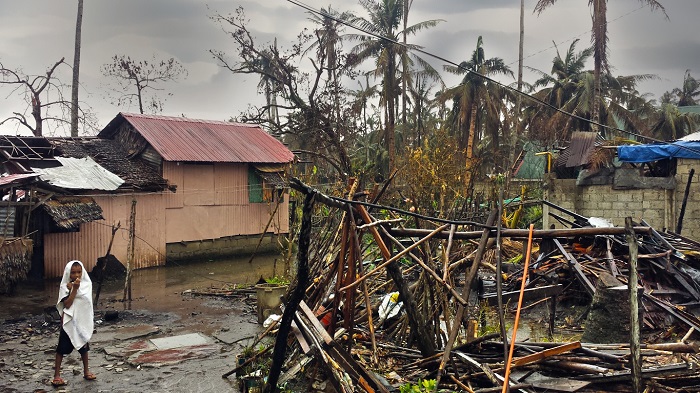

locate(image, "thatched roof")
[[42, 196, 104, 230]]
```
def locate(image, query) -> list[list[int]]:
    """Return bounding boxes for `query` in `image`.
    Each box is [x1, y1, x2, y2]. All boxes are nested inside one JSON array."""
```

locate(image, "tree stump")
[[582, 272, 641, 343]]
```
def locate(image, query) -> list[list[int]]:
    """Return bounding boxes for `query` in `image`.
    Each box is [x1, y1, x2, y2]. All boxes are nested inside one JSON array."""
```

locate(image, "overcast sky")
[[1, 0, 698, 136]]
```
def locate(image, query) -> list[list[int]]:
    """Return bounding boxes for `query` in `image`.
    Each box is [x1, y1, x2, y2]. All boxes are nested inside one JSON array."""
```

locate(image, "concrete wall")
[[543, 158, 700, 237], [166, 233, 283, 261]]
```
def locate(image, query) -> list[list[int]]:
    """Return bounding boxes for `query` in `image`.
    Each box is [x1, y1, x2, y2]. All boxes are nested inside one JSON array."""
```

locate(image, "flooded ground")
[[0, 253, 283, 393], [2, 254, 284, 321]]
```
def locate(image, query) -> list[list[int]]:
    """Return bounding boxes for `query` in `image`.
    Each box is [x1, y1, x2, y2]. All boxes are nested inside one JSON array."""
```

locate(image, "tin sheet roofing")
[[100, 113, 295, 164], [0, 173, 39, 188], [51, 137, 168, 191], [32, 157, 125, 191], [562, 131, 601, 168]]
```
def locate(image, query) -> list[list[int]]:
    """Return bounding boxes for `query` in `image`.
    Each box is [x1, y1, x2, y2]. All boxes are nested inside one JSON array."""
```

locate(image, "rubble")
[[230, 178, 700, 392]]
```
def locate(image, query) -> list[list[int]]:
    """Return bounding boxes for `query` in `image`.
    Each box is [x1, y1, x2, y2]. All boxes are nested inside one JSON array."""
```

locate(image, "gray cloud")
[[0, 0, 698, 135]]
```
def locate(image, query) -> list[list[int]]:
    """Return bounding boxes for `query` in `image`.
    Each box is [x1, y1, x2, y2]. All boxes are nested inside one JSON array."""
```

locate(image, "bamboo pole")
[[626, 217, 642, 393], [496, 181, 508, 365], [502, 224, 535, 393], [388, 226, 652, 240]]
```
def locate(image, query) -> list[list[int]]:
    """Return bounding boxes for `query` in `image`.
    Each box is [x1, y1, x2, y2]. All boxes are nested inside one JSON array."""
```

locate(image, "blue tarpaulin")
[[618, 141, 700, 163]]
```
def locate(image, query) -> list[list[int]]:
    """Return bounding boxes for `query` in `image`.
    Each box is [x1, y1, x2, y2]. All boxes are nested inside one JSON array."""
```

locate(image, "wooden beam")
[[511, 342, 582, 367], [479, 284, 563, 306], [388, 226, 652, 240]]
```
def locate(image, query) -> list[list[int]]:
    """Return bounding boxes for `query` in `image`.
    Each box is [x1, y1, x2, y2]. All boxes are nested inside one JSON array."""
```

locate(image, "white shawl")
[[56, 260, 94, 349]]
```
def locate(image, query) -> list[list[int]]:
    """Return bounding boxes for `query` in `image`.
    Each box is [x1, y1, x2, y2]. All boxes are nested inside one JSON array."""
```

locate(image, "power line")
[[507, 5, 646, 68], [285, 0, 700, 155]]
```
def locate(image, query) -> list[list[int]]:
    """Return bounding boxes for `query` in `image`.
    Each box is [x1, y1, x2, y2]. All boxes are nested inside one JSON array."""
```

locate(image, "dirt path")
[[1, 293, 264, 392], [1, 257, 279, 392]]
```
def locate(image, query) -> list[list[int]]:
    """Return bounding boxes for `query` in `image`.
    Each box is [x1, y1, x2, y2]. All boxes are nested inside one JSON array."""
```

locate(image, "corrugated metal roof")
[[32, 157, 125, 191], [564, 131, 599, 167], [0, 173, 39, 187], [680, 131, 700, 141], [99, 113, 295, 164], [50, 138, 168, 191]]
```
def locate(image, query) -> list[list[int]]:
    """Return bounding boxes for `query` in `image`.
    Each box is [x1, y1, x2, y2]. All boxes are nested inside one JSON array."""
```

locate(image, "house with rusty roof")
[[0, 113, 295, 279]]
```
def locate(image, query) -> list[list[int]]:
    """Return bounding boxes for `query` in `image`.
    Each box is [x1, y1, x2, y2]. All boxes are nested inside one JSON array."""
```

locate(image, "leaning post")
[[625, 217, 642, 393]]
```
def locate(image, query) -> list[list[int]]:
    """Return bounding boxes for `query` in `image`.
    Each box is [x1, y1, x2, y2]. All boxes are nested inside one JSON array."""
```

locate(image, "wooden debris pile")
[[225, 179, 700, 392]]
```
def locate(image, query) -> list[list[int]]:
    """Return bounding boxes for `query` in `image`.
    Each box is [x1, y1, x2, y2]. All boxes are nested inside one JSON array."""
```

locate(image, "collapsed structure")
[[230, 178, 700, 393]]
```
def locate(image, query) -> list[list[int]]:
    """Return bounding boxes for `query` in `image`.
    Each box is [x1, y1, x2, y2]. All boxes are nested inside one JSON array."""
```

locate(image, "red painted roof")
[[100, 113, 295, 163], [0, 173, 38, 187]]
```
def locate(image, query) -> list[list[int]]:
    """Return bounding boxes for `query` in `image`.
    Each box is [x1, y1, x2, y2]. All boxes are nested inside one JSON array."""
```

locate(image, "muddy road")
[[0, 254, 284, 392]]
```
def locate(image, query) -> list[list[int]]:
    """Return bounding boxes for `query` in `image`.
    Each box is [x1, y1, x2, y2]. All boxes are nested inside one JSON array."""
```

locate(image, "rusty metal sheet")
[[565, 131, 599, 167], [100, 113, 295, 164]]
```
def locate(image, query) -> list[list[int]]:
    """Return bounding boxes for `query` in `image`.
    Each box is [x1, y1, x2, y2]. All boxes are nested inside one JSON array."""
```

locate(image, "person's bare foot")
[[83, 372, 97, 380]]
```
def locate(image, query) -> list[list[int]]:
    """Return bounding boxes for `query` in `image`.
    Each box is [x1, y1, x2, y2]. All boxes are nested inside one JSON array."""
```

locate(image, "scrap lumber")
[[552, 239, 596, 296], [642, 293, 700, 332], [298, 301, 389, 393], [437, 210, 498, 385], [353, 204, 438, 356], [255, 179, 700, 391], [479, 284, 563, 306], [387, 226, 653, 240], [511, 342, 582, 367], [454, 351, 502, 387], [265, 192, 314, 392]]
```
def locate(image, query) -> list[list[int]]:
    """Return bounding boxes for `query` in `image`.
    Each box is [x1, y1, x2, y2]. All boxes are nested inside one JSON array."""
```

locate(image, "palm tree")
[[535, 0, 667, 134], [526, 39, 594, 143], [526, 38, 657, 143], [305, 6, 354, 122], [349, 0, 442, 175], [672, 70, 700, 107], [648, 103, 699, 140], [349, 74, 379, 128], [441, 36, 513, 186]]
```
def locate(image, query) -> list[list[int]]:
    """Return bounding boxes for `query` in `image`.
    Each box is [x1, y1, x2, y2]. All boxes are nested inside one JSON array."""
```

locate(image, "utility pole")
[[70, 0, 83, 137]]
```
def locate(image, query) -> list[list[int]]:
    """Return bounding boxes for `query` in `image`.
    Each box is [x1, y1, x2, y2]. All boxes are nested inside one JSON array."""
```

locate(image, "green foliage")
[[265, 276, 290, 285], [519, 205, 543, 230], [399, 379, 438, 393]]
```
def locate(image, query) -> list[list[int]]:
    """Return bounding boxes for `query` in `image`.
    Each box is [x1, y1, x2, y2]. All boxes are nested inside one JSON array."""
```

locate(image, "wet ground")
[[0, 254, 284, 393]]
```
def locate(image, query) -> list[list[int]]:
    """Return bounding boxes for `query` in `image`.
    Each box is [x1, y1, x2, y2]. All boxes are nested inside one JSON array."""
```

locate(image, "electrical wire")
[[285, 0, 700, 156]]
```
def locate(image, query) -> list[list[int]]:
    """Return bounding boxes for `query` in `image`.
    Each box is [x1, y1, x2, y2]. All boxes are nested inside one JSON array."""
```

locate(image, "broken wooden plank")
[[387, 226, 653, 240], [512, 342, 582, 367], [298, 300, 390, 393], [453, 351, 502, 387], [553, 239, 596, 296], [479, 284, 563, 306]]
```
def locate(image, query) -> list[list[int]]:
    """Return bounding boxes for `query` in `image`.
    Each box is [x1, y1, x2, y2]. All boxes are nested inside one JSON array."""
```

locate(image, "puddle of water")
[[1, 253, 284, 321]]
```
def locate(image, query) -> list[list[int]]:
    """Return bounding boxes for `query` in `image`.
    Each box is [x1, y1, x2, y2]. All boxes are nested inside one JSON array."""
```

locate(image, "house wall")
[[43, 193, 166, 278], [43, 161, 291, 278], [162, 162, 289, 258], [543, 159, 700, 237]]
